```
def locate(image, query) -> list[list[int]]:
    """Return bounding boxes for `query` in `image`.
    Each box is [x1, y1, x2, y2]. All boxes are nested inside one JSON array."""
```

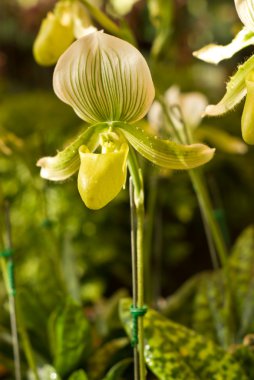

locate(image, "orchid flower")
[[33, 0, 96, 66], [37, 31, 215, 209], [193, 0, 254, 144], [193, 0, 254, 65], [148, 86, 247, 154]]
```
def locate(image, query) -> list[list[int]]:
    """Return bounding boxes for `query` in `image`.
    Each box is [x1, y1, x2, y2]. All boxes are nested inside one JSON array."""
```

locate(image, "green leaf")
[[120, 298, 248, 380], [116, 123, 215, 170], [49, 298, 91, 377], [193, 27, 254, 64], [37, 124, 105, 181], [68, 369, 89, 380], [102, 358, 132, 380], [195, 126, 248, 154], [28, 365, 61, 380], [235, 0, 254, 31], [87, 338, 129, 380], [230, 225, 254, 338], [205, 54, 254, 117]]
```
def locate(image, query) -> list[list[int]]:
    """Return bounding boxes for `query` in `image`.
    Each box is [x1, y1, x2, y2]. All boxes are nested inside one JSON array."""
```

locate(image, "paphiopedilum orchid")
[[37, 31, 215, 209], [193, 0, 254, 144], [148, 86, 247, 154], [33, 0, 96, 66]]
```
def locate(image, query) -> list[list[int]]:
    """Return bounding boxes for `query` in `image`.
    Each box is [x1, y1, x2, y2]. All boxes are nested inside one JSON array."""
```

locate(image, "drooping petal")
[[235, 0, 254, 31], [195, 126, 248, 154], [241, 71, 254, 144], [53, 31, 155, 124], [116, 123, 215, 170], [193, 27, 254, 64], [37, 124, 105, 181], [205, 54, 254, 116], [77, 143, 129, 209]]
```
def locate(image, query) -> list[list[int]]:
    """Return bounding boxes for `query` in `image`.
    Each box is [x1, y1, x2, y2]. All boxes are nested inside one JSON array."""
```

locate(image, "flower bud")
[[78, 142, 129, 209], [241, 71, 254, 144], [33, 1, 74, 66]]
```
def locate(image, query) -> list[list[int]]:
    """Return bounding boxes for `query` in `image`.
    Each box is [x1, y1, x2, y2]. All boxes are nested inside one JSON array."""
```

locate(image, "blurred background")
[[1, 0, 254, 378]]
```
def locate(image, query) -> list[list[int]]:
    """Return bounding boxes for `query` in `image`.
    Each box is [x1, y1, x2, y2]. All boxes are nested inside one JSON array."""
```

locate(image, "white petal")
[[193, 27, 254, 64], [235, 0, 254, 31], [53, 31, 155, 124]]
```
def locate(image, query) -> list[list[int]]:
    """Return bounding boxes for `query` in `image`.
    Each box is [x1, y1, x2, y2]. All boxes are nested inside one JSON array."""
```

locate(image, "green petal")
[[53, 31, 155, 124], [241, 71, 254, 144], [37, 124, 105, 181], [235, 0, 254, 31], [193, 27, 254, 64], [116, 123, 215, 170], [205, 54, 254, 116], [195, 126, 248, 154]]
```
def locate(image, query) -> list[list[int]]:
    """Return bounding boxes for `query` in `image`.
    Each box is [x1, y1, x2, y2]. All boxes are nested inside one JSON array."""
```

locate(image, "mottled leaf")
[[230, 225, 254, 338], [49, 298, 91, 377], [120, 298, 248, 380], [87, 338, 129, 380], [102, 358, 132, 380]]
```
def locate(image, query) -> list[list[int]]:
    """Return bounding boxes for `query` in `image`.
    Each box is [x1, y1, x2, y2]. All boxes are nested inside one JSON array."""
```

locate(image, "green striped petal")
[[193, 27, 254, 64], [235, 0, 254, 31], [53, 31, 155, 124], [205, 54, 254, 116], [37, 124, 105, 181], [116, 123, 215, 170]]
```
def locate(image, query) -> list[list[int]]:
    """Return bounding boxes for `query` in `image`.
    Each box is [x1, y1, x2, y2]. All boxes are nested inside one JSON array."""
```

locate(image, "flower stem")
[[128, 147, 146, 380], [1, 201, 21, 380], [77, 0, 136, 45], [188, 170, 228, 267]]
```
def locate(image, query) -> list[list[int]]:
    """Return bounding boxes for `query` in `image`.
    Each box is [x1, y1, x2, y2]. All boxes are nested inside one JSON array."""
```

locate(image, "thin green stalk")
[[129, 177, 139, 380], [2, 202, 21, 380], [78, 0, 136, 45], [188, 170, 228, 267], [128, 147, 146, 380], [136, 202, 146, 380], [144, 174, 158, 305]]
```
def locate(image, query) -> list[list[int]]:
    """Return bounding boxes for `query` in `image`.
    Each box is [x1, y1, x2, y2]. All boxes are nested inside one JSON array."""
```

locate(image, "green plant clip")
[[0, 249, 16, 296], [130, 305, 148, 347]]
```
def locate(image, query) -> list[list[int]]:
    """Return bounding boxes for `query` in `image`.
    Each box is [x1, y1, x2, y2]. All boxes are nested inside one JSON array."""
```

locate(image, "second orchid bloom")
[[37, 31, 215, 209]]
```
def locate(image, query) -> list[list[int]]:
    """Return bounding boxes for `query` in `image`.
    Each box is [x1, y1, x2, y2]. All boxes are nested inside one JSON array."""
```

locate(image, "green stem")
[[1, 202, 21, 380], [78, 0, 136, 45], [128, 147, 146, 380], [189, 170, 228, 267], [17, 302, 40, 380]]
